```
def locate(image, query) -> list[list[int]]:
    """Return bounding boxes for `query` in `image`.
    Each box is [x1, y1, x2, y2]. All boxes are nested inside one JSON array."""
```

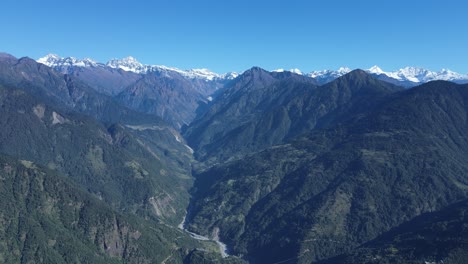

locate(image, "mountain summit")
[[37, 53, 468, 86], [38, 54, 238, 81], [310, 65, 468, 86], [37, 54, 98, 69]]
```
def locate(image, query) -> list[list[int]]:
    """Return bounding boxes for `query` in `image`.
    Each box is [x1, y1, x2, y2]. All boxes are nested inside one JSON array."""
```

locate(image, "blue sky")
[[1, 0, 467, 73]]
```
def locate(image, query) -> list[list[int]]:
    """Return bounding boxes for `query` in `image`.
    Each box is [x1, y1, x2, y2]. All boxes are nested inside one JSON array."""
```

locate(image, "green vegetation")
[[115, 72, 225, 129], [0, 56, 164, 125], [0, 84, 190, 224], [187, 79, 468, 263], [184, 69, 401, 168], [0, 155, 213, 263], [322, 199, 468, 263], [2, 55, 468, 263]]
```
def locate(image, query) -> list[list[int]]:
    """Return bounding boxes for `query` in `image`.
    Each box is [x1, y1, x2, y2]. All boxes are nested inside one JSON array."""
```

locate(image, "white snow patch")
[[290, 68, 303, 75], [308, 67, 351, 80], [38, 54, 236, 81], [273, 68, 303, 75], [221, 72, 239, 80], [368, 65, 385, 74], [37, 54, 98, 69], [364, 66, 468, 83]]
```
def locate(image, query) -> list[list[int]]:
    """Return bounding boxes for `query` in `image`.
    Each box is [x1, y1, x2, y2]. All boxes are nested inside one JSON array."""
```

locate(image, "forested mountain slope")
[[186, 80, 468, 263], [0, 84, 190, 223], [184, 69, 401, 168]]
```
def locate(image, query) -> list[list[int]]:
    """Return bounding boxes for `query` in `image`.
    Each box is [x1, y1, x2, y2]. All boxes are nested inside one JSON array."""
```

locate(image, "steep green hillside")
[[322, 199, 468, 264], [123, 124, 195, 183], [0, 155, 221, 263], [0, 55, 161, 125], [116, 72, 212, 129], [184, 69, 400, 168], [187, 80, 468, 263], [39, 53, 231, 129], [0, 84, 190, 224]]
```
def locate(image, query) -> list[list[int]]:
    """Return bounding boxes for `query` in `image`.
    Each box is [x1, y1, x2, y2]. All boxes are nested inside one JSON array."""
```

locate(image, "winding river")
[[178, 214, 229, 258]]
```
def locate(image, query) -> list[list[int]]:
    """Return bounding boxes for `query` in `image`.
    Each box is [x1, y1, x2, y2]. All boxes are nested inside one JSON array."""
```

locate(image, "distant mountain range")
[[278, 66, 468, 86], [38, 54, 239, 82], [0, 53, 239, 263], [38, 54, 468, 87], [36, 54, 236, 128], [35, 53, 468, 129]]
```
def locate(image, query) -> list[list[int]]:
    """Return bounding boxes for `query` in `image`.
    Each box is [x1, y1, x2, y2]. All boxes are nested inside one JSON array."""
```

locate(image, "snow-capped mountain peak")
[[106, 56, 146, 73], [272, 68, 303, 75], [184, 68, 221, 81], [104, 56, 241, 81], [37, 54, 61, 65], [221, 72, 239, 80], [290, 68, 303, 75], [362, 66, 468, 84], [394, 67, 429, 82], [37, 54, 99, 72], [36, 54, 468, 85], [367, 66, 468, 84], [337, 67, 351, 74], [37, 54, 238, 81], [308, 67, 351, 82], [302, 65, 468, 85], [368, 65, 385, 74], [145, 65, 225, 81], [104, 56, 236, 81], [435, 69, 466, 81]]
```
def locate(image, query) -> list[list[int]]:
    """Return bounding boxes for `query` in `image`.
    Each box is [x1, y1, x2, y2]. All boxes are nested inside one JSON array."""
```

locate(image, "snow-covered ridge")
[[37, 54, 99, 68], [367, 65, 468, 83], [308, 67, 351, 80], [37, 54, 468, 84], [273, 68, 304, 75], [37, 54, 238, 81], [307, 65, 468, 84]]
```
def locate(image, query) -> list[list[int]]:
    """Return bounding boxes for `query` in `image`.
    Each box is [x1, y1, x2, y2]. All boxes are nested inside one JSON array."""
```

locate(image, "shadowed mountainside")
[[0, 83, 192, 224], [184, 69, 401, 169], [0, 154, 225, 263], [186, 79, 468, 263]]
